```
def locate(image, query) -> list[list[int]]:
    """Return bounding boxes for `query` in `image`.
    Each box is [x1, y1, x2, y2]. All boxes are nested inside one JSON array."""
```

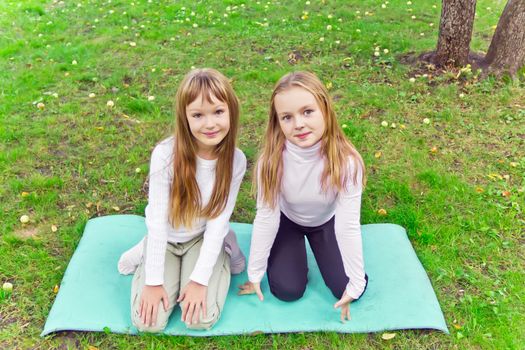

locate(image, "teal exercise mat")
[[42, 215, 448, 336]]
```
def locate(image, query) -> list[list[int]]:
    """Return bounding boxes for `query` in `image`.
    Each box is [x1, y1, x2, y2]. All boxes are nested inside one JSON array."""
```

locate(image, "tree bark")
[[434, 0, 477, 67], [482, 0, 525, 77]]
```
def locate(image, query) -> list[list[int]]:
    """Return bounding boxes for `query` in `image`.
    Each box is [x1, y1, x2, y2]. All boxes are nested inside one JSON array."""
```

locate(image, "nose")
[[294, 115, 305, 129], [204, 115, 216, 129]]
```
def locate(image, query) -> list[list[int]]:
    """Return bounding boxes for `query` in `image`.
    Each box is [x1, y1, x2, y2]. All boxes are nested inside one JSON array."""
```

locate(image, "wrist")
[[189, 280, 206, 288]]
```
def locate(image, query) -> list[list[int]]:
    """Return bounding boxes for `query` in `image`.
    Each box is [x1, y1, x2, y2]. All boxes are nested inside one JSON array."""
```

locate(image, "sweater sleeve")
[[247, 163, 281, 284], [334, 157, 367, 300], [189, 150, 247, 286], [144, 142, 173, 286]]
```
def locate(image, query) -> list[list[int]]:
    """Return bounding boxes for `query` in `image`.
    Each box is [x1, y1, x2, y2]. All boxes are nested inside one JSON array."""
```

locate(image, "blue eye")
[[192, 113, 202, 118], [281, 115, 291, 121], [304, 109, 314, 116]]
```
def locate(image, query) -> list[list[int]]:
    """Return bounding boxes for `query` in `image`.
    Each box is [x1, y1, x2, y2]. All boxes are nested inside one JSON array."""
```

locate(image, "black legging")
[[267, 212, 368, 302]]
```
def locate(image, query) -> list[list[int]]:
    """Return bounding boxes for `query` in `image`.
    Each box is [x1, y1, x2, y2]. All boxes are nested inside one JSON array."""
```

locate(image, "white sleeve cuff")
[[248, 270, 265, 284], [345, 278, 366, 300]]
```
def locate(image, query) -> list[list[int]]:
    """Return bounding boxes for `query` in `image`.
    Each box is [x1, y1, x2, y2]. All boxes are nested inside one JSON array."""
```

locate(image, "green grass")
[[1, 0, 524, 348]]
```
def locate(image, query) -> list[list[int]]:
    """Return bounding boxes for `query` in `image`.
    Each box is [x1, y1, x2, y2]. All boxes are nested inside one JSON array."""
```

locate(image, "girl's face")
[[186, 93, 230, 159], [274, 86, 325, 148]]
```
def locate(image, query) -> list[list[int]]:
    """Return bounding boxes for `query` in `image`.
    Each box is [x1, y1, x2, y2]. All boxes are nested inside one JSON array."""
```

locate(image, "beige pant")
[[131, 235, 231, 332]]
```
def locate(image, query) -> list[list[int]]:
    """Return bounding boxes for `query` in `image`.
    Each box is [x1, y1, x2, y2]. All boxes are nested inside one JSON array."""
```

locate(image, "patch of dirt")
[[358, 107, 385, 120], [450, 158, 464, 172], [400, 50, 489, 85], [50, 148, 67, 158], [251, 44, 267, 55], [53, 331, 81, 349], [398, 51, 419, 65], [0, 314, 17, 328], [36, 165, 53, 176], [13, 227, 39, 239]]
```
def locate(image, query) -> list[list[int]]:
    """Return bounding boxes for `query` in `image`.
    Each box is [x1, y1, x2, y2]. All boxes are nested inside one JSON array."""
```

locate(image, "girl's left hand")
[[177, 280, 207, 325], [334, 290, 354, 323]]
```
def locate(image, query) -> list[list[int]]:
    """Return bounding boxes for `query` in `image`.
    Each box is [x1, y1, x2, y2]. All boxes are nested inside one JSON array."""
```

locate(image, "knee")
[[132, 316, 167, 333], [131, 305, 168, 333], [269, 278, 306, 302], [185, 307, 220, 330]]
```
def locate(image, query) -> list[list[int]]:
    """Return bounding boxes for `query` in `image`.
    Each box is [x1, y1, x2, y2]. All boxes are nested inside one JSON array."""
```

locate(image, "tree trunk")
[[482, 0, 525, 77], [434, 0, 477, 67]]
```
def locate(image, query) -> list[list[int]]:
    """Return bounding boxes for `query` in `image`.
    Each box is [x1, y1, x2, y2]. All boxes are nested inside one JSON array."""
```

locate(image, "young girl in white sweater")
[[239, 71, 367, 322], [119, 68, 246, 331]]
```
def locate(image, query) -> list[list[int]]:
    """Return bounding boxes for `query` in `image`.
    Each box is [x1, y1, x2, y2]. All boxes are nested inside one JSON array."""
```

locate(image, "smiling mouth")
[[203, 131, 220, 137], [295, 132, 311, 139]]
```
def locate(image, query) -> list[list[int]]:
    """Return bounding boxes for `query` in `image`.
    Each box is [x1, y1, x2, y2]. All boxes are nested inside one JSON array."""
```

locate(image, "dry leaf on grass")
[[381, 332, 396, 340], [377, 208, 387, 216]]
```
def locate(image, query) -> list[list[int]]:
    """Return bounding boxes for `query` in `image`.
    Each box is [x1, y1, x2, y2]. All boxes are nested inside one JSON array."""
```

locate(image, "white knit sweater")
[[144, 137, 246, 286], [247, 140, 366, 299]]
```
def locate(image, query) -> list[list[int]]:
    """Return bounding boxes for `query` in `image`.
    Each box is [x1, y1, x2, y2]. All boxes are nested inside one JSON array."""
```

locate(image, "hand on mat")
[[237, 281, 264, 301], [334, 290, 354, 323], [178, 280, 207, 325], [139, 285, 169, 327]]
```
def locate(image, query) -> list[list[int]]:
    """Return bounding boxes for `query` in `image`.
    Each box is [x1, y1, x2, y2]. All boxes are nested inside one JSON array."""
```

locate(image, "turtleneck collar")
[[284, 139, 322, 163]]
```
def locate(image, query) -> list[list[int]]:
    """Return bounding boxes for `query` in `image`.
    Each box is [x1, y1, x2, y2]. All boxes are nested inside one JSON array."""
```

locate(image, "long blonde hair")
[[170, 68, 239, 228], [257, 71, 365, 208]]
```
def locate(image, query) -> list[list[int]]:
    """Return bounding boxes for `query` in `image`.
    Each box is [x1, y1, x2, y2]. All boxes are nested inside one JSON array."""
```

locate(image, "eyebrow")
[[277, 104, 315, 116], [186, 103, 227, 113]]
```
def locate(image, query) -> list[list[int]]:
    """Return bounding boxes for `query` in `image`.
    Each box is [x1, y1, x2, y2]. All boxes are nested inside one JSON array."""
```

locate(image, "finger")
[[202, 300, 207, 321], [177, 291, 185, 303], [152, 303, 158, 326], [177, 285, 187, 303], [139, 298, 144, 320], [255, 285, 264, 301], [145, 303, 152, 326], [237, 283, 251, 292], [237, 288, 254, 296], [238, 285, 255, 295], [186, 302, 196, 324], [162, 291, 169, 311], [180, 300, 188, 322], [189, 303, 196, 324], [193, 304, 200, 324], [347, 304, 351, 321], [340, 292, 350, 302], [142, 301, 148, 325], [340, 306, 346, 323], [334, 295, 350, 309], [148, 304, 155, 327]]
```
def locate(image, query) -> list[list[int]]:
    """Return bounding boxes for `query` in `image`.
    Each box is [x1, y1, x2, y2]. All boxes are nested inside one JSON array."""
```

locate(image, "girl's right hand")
[[139, 285, 169, 327], [237, 281, 264, 301]]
